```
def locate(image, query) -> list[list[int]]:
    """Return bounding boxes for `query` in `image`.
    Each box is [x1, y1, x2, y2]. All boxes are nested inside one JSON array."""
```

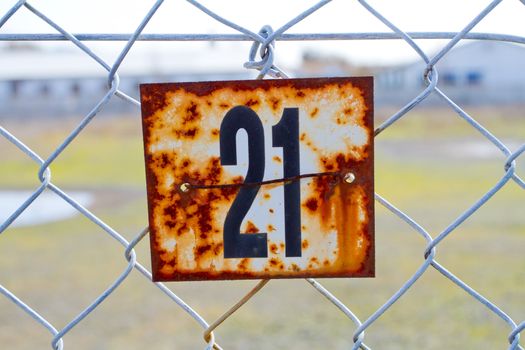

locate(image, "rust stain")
[[300, 133, 306, 141], [244, 221, 260, 234], [268, 96, 281, 112], [290, 263, 301, 272], [304, 198, 318, 212], [184, 101, 200, 122], [268, 257, 285, 270], [299, 132, 318, 152], [237, 258, 250, 271], [140, 77, 374, 282], [302, 240, 309, 250], [244, 98, 260, 107]]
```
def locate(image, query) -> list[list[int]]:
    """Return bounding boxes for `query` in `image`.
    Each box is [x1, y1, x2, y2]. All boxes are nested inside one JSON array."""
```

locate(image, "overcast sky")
[[1, 0, 525, 68]]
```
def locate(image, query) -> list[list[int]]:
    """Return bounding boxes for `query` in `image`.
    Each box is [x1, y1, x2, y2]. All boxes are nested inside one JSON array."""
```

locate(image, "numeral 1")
[[272, 108, 301, 257], [220, 106, 302, 259]]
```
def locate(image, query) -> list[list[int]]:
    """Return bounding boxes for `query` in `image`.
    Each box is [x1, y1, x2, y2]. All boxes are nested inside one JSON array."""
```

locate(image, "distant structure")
[[0, 43, 249, 118], [2, 40, 525, 118], [296, 50, 378, 78], [375, 41, 525, 105]]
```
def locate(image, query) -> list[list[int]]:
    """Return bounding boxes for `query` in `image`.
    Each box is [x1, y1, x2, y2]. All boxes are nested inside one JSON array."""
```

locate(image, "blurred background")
[[0, 1, 524, 349]]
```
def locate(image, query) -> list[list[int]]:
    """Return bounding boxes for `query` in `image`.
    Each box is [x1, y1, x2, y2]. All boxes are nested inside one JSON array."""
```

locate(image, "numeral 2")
[[220, 106, 301, 259]]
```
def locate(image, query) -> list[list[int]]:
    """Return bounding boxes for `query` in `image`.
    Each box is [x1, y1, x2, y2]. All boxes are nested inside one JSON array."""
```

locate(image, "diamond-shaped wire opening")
[[0, 130, 43, 190], [1, 191, 122, 286], [170, 279, 358, 349], [42, 115, 146, 188], [363, 265, 517, 349], [0, 294, 56, 349], [0, 4, 118, 170], [376, 102, 509, 226], [0, 201, 138, 347], [371, 192, 521, 350], [430, 173, 524, 304]]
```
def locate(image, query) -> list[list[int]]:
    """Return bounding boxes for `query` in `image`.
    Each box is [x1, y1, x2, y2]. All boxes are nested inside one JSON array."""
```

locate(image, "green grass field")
[[0, 106, 523, 349]]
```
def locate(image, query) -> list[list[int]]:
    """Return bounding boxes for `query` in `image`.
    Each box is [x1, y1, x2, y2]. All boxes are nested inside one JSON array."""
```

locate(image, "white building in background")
[[0, 43, 250, 118], [375, 41, 525, 105], [2, 40, 525, 117]]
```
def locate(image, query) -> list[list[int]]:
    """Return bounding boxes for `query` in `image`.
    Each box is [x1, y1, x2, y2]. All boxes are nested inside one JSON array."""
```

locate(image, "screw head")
[[179, 183, 191, 193], [343, 172, 355, 184]]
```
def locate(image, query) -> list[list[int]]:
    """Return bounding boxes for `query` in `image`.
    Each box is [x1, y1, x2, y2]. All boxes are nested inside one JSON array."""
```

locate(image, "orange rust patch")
[[299, 132, 318, 152], [263, 193, 271, 200], [268, 257, 285, 270], [269, 208, 275, 214], [310, 107, 319, 118], [290, 263, 301, 272], [184, 101, 200, 122], [269, 258, 279, 266], [302, 240, 309, 250], [173, 126, 200, 140], [244, 221, 260, 234], [268, 96, 281, 112], [304, 198, 318, 212], [139, 85, 170, 120], [267, 224, 276, 232], [244, 98, 260, 107], [195, 244, 212, 258], [237, 258, 250, 271], [272, 156, 282, 163], [270, 243, 279, 254], [320, 156, 335, 171], [213, 243, 223, 255]]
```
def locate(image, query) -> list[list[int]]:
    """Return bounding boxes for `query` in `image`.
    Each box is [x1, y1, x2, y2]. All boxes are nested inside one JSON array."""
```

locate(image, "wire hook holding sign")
[[244, 25, 287, 78]]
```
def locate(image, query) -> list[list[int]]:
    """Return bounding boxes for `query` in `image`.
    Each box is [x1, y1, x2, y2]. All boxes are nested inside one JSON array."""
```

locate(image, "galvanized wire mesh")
[[0, 0, 524, 349]]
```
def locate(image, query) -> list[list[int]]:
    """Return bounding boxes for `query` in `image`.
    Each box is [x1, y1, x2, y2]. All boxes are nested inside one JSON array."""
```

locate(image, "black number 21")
[[220, 106, 301, 259]]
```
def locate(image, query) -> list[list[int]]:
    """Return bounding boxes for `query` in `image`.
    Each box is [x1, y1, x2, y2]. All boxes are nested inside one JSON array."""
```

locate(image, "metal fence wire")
[[1, 0, 524, 349]]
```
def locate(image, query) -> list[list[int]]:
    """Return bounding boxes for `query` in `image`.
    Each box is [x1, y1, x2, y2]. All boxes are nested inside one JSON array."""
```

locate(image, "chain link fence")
[[1, 0, 524, 349]]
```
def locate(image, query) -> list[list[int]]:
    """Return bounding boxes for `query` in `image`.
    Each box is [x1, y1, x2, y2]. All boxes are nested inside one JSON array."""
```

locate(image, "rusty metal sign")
[[140, 77, 374, 281]]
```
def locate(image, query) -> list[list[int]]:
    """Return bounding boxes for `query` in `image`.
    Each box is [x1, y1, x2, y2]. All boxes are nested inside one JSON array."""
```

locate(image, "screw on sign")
[[140, 77, 374, 281]]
